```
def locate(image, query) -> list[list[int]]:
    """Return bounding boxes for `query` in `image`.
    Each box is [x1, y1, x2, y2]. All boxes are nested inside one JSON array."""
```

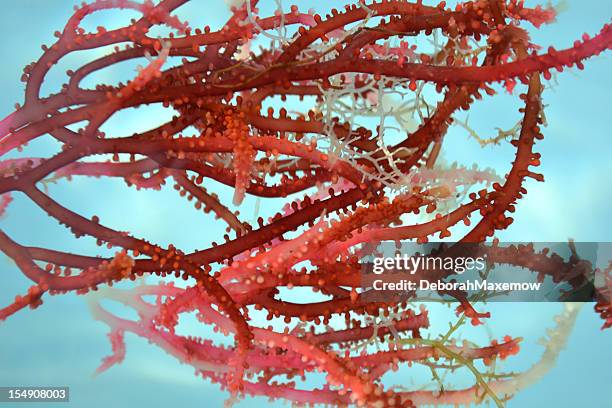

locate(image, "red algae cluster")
[[0, 0, 611, 406]]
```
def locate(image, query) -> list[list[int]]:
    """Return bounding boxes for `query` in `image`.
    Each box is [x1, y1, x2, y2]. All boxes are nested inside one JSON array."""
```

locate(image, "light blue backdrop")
[[0, 1, 610, 407]]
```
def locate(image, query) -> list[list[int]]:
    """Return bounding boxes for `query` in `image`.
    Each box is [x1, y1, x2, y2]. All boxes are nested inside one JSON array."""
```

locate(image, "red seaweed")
[[0, 0, 610, 406]]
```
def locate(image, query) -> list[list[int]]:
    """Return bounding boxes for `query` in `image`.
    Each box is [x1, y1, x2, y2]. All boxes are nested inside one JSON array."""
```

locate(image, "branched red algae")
[[0, 0, 610, 406]]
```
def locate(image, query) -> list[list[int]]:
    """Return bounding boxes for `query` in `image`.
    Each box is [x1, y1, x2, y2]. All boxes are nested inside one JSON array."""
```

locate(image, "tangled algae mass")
[[0, 0, 611, 407]]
